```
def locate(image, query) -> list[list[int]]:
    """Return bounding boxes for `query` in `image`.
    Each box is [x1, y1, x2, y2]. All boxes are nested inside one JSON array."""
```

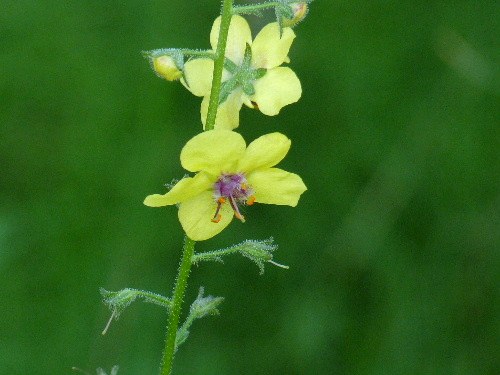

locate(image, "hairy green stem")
[[233, 2, 280, 14], [191, 246, 241, 263], [135, 291, 171, 308], [160, 236, 196, 375], [205, 0, 234, 131], [180, 49, 216, 59], [159, 1, 234, 373]]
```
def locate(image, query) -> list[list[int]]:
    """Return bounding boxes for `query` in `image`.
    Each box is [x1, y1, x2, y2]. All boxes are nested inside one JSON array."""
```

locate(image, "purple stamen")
[[212, 173, 254, 223], [229, 195, 245, 222]]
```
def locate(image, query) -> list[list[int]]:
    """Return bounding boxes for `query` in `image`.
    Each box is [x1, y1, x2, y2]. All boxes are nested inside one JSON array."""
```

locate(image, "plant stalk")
[[159, 236, 196, 375], [233, 2, 280, 14], [205, 0, 234, 131], [159, 0, 234, 373]]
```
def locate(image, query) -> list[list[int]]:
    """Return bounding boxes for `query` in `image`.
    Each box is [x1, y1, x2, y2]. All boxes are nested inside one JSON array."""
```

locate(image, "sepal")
[[100, 288, 171, 334], [175, 287, 224, 351], [189, 287, 224, 318], [219, 78, 239, 104]]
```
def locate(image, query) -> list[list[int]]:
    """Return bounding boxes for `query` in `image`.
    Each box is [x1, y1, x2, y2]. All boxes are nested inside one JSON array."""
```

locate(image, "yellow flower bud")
[[152, 55, 182, 81], [282, 3, 308, 28]]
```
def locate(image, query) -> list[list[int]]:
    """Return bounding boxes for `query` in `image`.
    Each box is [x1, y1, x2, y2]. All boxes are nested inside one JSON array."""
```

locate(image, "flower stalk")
[[160, 236, 196, 375], [143, 48, 216, 60], [233, 1, 281, 14]]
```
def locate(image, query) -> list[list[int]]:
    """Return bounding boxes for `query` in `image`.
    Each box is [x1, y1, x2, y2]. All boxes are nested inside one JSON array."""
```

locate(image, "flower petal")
[[238, 132, 291, 173], [181, 58, 214, 97], [252, 67, 301, 116], [211, 15, 252, 65], [251, 23, 295, 69], [178, 191, 234, 241], [201, 89, 243, 130], [181, 129, 246, 175], [247, 168, 307, 207], [143, 172, 212, 207]]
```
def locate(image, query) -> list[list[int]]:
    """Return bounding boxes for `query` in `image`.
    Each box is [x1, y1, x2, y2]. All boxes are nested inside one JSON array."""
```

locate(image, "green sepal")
[[219, 77, 239, 104], [241, 43, 253, 69], [252, 68, 267, 80], [278, 3, 295, 19], [274, 3, 295, 37], [221, 44, 263, 99], [100, 288, 171, 319], [242, 82, 255, 96], [224, 58, 239, 74], [238, 239, 275, 274], [175, 287, 224, 351]]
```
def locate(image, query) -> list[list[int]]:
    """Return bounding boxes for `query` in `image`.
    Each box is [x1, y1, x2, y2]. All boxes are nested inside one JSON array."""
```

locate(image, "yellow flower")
[[144, 130, 307, 241], [182, 16, 302, 130]]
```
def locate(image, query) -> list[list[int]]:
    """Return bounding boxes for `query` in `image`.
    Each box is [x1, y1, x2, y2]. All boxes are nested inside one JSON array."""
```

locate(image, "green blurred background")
[[1, 0, 498, 374]]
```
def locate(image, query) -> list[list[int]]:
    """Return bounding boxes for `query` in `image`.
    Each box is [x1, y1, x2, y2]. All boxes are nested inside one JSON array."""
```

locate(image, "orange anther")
[[247, 195, 256, 206], [218, 197, 226, 204], [211, 214, 222, 223]]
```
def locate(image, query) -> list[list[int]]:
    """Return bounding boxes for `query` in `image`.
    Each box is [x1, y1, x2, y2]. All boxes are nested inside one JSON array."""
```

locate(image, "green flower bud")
[[152, 55, 183, 81], [282, 2, 309, 27]]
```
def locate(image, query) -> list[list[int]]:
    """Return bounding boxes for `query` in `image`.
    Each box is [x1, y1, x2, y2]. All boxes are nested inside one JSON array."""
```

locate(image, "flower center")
[[212, 173, 255, 223]]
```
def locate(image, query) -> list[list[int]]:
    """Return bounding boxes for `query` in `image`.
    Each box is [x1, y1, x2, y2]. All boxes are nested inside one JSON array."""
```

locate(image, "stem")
[[205, 0, 234, 131], [159, 1, 234, 373], [191, 246, 240, 263], [135, 290, 171, 308], [180, 49, 216, 59], [159, 236, 196, 375], [233, 2, 280, 14]]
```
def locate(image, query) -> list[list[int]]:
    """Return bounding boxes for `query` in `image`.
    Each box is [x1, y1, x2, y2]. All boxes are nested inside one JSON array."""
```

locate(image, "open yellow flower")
[[144, 130, 307, 241], [182, 16, 302, 130]]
